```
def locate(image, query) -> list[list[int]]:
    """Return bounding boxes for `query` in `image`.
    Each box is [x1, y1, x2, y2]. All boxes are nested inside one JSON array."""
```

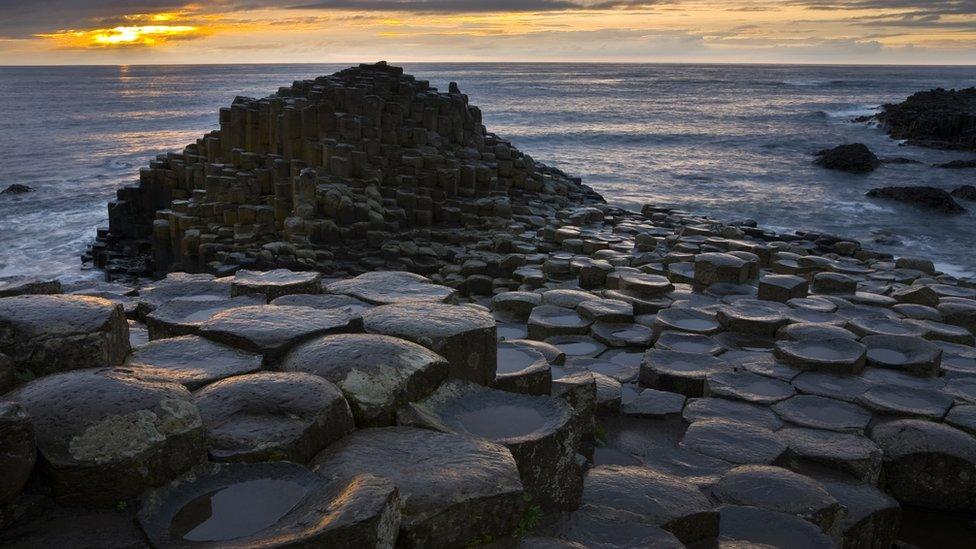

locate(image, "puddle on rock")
[[457, 404, 547, 440], [867, 348, 910, 365], [170, 479, 307, 542], [497, 346, 544, 375]]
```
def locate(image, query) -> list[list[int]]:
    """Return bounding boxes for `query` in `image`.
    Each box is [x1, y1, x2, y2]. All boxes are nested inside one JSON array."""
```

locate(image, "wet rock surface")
[[312, 426, 524, 547], [874, 87, 976, 151], [866, 186, 967, 214], [138, 462, 399, 548], [6, 65, 976, 546], [814, 143, 881, 173], [0, 294, 130, 377]]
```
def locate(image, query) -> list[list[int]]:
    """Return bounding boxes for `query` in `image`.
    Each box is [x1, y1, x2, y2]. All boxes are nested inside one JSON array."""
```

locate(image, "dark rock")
[[0, 401, 35, 505], [0, 184, 34, 195], [866, 186, 966, 214], [195, 371, 354, 463], [814, 144, 881, 173], [581, 464, 718, 544], [0, 507, 148, 549], [875, 87, 976, 151], [124, 335, 263, 390], [327, 271, 457, 305], [230, 268, 322, 302], [312, 426, 525, 548], [937, 159, 976, 169], [281, 333, 449, 427], [711, 465, 843, 533], [951, 184, 976, 200], [716, 504, 834, 549], [545, 505, 684, 548], [881, 156, 922, 164], [0, 276, 60, 298], [362, 302, 497, 384], [8, 368, 205, 506], [198, 305, 358, 361], [398, 379, 582, 511], [870, 419, 976, 511], [0, 295, 130, 378], [138, 462, 399, 548]]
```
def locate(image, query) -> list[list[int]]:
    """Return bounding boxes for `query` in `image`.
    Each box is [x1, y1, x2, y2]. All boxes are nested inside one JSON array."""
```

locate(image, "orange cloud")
[[38, 24, 202, 48]]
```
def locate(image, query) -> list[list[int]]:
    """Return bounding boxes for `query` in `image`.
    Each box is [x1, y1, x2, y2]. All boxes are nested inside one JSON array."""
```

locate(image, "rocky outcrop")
[[0, 184, 33, 195], [814, 143, 880, 173], [866, 186, 966, 214], [952, 185, 976, 201], [937, 159, 976, 169], [89, 62, 601, 280], [875, 87, 976, 151]]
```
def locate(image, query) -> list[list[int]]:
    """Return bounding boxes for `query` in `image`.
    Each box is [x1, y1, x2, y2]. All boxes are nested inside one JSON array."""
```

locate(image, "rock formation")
[[865, 186, 967, 214], [874, 87, 976, 151], [90, 62, 601, 280], [814, 143, 881, 173]]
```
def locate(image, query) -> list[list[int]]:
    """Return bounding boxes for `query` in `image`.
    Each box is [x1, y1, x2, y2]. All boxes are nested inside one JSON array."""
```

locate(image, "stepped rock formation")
[[91, 62, 601, 279]]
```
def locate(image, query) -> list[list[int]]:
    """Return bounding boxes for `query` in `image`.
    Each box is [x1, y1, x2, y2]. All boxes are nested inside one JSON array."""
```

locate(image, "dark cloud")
[[287, 0, 662, 13]]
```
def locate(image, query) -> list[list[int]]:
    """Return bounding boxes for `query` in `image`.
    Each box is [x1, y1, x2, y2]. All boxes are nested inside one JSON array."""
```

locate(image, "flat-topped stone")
[[312, 427, 524, 547], [816, 476, 900, 549], [640, 349, 733, 397], [717, 300, 791, 336], [705, 371, 796, 405], [546, 505, 684, 549], [776, 322, 857, 342], [618, 272, 674, 297], [138, 462, 399, 548], [136, 273, 232, 317], [528, 305, 592, 340], [694, 253, 751, 286], [622, 387, 686, 418], [0, 294, 129, 377], [0, 276, 60, 298], [199, 305, 358, 361], [774, 338, 866, 374], [493, 341, 552, 396], [779, 427, 883, 483], [577, 298, 634, 323], [8, 368, 205, 506], [195, 372, 354, 464], [125, 335, 262, 390], [759, 275, 809, 303], [146, 295, 266, 340], [712, 465, 842, 534], [791, 370, 870, 402], [653, 307, 723, 335], [947, 404, 976, 435], [492, 291, 543, 319], [282, 334, 449, 427], [362, 302, 496, 384], [590, 321, 654, 347], [871, 419, 976, 511], [857, 383, 953, 419], [772, 394, 872, 433], [655, 331, 724, 355], [541, 289, 598, 309], [230, 269, 322, 302], [270, 293, 374, 316], [327, 271, 456, 305], [581, 464, 718, 544], [863, 334, 942, 376], [399, 379, 581, 511], [681, 419, 786, 465], [846, 317, 927, 338], [683, 396, 784, 431], [716, 504, 834, 549], [0, 401, 34, 506]]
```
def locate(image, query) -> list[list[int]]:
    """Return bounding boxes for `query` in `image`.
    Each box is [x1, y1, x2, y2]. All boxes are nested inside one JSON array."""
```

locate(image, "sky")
[[1, 1, 975, 65]]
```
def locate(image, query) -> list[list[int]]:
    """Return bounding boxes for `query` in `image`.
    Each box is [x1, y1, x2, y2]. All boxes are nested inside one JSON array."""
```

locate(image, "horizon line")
[[3, 60, 976, 69]]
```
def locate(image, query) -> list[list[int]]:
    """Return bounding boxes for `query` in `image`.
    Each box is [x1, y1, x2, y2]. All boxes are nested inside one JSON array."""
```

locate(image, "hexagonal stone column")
[[871, 419, 976, 511], [8, 369, 205, 506], [640, 350, 733, 397], [399, 380, 582, 512], [0, 295, 130, 378], [0, 401, 35, 505], [199, 305, 358, 362], [327, 271, 457, 305], [711, 465, 842, 533], [145, 295, 264, 340], [138, 463, 399, 547], [494, 341, 552, 396], [362, 302, 497, 384], [312, 427, 524, 548], [281, 334, 449, 426], [195, 372, 354, 464], [759, 274, 809, 303], [527, 305, 592, 340], [124, 335, 263, 390], [230, 269, 322, 302], [694, 253, 752, 286], [581, 465, 718, 544]]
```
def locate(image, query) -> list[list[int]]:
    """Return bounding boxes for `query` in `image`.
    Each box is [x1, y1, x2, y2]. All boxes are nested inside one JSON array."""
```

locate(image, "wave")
[[815, 105, 881, 120]]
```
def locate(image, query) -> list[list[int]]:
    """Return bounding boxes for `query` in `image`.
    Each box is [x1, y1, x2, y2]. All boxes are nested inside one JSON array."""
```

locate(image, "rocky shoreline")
[[1, 64, 976, 547]]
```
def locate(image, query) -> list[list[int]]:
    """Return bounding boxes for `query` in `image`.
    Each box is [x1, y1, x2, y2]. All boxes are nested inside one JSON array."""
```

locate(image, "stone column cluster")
[[92, 62, 601, 279]]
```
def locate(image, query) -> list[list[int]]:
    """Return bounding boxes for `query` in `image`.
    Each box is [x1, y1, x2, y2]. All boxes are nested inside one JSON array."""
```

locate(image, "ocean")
[[1, 63, 974, 281]]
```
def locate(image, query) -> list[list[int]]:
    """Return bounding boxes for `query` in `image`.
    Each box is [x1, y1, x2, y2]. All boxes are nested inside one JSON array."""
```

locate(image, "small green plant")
[[115, 500, 128, 512], [14, 368, 35, 383], [465, 534, 493, 547], [594, 423, 607, 444], [513, 494, 542, 538]]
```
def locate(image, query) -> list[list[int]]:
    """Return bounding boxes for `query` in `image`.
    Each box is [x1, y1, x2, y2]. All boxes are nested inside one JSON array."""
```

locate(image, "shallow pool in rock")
[[170, 478, 307, 542]]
